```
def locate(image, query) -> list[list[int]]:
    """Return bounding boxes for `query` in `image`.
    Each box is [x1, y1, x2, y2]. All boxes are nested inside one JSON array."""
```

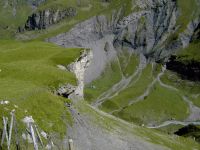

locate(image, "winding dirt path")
[[109, 64, 162, 114], [148, 120, 200, 129], [67, 104, 167, 150], [148, 66, 200, 128], [92, 54, 147, 107], [107, 65, 200, 128]]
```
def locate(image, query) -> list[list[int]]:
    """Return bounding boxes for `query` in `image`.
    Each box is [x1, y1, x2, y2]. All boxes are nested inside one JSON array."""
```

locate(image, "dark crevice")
[[174, 125, 200, 143], [166, 55, 200, 81]]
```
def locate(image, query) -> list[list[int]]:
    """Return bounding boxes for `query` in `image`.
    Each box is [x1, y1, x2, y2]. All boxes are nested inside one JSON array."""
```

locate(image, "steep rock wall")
[[48, 0, 200, 84], [68, 50, 93, 98], [47, 0, 177, 82], [47, 13, 120, 83], [114, 0, 178, 60]]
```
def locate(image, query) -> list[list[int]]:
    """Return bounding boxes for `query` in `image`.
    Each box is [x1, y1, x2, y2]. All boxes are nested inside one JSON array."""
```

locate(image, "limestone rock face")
[[114, 0, 178, 60], [47, 0, 179, 60], [68, 50, 93, 98]]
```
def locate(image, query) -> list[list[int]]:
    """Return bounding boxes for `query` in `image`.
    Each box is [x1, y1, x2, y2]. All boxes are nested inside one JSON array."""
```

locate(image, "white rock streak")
[[69, 50, 93, 98]]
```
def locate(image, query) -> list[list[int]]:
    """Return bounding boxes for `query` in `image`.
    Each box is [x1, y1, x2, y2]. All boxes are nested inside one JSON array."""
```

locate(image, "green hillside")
[[0, 0, 200, 149], [0, 40, 82, 136]]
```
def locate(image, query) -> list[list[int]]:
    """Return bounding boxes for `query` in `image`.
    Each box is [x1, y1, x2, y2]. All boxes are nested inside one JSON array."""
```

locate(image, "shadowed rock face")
[[175, 125, 200, 143], [166, 55, 200, 81], [166, 21, 200, 81]]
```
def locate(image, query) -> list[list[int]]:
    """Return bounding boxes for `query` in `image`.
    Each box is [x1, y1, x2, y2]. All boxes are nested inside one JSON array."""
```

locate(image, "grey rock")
[[47, 0, 200, 83], [68, 50, 93, 98], [114, 0, 178, 59], [180, 17, 200, 48], [47, 14, 120, 83], [56, 84, 76, 98]]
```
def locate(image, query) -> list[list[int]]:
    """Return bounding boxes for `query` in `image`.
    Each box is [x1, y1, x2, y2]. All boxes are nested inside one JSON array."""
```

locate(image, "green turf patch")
[[100, 64, 155, 113], [84, 59, 122, 103], [160, 70, 200, 107], [118, 50, 139, 77], [158, 124, 184, 134], [0, 40, 82, 136], [176, 41, 200, 62], [116, 83, 189, 125]]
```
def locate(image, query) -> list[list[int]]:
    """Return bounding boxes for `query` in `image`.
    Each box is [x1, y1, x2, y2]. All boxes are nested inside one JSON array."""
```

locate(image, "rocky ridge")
[[47, 0, 177, 81], [48, 0, 200, 82]]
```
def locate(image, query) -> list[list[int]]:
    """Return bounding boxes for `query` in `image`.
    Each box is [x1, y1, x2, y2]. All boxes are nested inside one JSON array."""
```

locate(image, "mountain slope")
[[0, 0, 200, 149]]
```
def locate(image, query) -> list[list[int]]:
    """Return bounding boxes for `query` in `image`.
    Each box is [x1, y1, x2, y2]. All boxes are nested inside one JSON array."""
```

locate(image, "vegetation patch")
[[0, 40, 82, 136], [176, 41, 200, 62], [116, 83, 189, 125], [160, 70, 200, 107], [100, 64, 154, 113], [84, 59, 122, 103]]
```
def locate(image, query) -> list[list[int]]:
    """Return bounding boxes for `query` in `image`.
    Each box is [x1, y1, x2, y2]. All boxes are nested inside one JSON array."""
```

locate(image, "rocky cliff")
[[68, 50, 93, 98], [45, 1, 167, 81], [47, 0, 200, 83], [18, 7, 76, 31], [48, 0, 178, 58]]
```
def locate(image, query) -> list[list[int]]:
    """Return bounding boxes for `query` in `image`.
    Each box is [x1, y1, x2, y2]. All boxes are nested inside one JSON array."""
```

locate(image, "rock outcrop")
[[56, 84, 76, 98], [47, 13, 119, 83], [191, 20, 200, 41], [114, 0, 178, 61], [68, 50, 93, 98], [18, 7, 76, 32]]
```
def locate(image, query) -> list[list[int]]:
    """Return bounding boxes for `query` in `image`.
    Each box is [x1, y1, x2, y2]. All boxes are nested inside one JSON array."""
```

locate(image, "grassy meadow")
[[0, 40, 82, 136]]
